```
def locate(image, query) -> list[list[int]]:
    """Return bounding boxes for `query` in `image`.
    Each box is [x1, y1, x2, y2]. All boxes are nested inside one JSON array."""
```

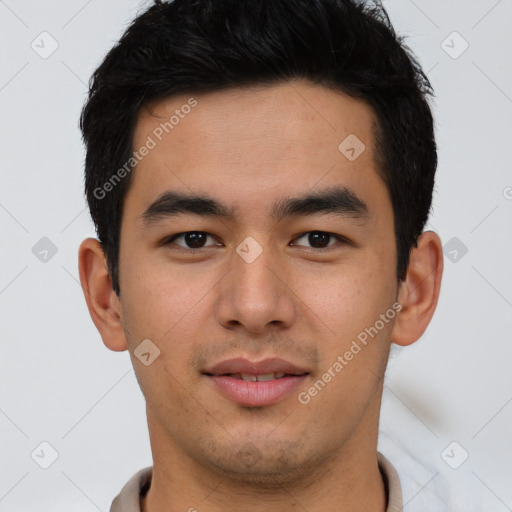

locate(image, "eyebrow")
[[139, 185, 370, 226]]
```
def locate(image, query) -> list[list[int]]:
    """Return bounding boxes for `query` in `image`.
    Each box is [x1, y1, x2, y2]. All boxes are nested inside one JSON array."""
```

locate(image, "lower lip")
[[206, 375, 308, 407]]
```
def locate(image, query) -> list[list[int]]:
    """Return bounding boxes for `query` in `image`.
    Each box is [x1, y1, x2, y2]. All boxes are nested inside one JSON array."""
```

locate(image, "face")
[[115, 80, 401, 485]]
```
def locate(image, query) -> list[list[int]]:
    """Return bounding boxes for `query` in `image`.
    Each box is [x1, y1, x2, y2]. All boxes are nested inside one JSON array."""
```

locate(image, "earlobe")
[[78, 238, 128, 352], [391, 231, 444, 347]]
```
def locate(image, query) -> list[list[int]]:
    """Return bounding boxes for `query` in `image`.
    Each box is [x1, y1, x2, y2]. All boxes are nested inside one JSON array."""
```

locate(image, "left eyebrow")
[[271, 185, 370, 222], [139, 185, 370, 226]]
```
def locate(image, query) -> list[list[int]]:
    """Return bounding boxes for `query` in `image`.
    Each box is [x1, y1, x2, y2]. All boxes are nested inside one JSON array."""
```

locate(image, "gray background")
[[1, 0, 511, 510]]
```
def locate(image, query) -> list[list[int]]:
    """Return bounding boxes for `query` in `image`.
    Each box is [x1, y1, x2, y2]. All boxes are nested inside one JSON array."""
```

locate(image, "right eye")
[[163, 231, 223, 252]]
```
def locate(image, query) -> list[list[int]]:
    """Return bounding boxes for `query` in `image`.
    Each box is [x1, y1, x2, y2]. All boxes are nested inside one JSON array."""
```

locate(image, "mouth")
[[220, 372, 291, 381], [203, 358, 310, 407]]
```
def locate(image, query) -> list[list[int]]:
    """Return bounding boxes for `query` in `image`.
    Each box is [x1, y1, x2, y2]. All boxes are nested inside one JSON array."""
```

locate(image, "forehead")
[[126, 80, 388, 221]]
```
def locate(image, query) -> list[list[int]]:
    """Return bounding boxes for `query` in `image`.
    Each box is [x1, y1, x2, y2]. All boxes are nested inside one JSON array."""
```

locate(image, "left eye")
[[291, 231, 345, 249]]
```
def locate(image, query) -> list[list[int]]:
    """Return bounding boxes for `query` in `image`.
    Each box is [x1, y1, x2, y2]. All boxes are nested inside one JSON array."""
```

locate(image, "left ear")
[[391, 231, 444, 346]]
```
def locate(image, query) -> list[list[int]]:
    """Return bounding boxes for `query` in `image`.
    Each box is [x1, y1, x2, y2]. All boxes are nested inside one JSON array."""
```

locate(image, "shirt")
[[110, 451, 403, 512]]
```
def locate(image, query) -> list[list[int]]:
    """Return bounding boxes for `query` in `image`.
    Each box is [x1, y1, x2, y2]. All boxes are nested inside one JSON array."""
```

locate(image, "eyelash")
[[162, 231, 350, 253]]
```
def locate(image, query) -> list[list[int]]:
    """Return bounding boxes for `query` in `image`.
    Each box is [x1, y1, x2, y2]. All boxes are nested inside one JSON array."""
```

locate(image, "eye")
[[163, 231, 222, 251], [291, 231, 347, 250], [162, 230, 349, 253]]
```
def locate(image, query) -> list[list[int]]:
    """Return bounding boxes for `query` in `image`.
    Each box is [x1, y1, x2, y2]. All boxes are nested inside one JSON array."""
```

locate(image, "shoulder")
[[110, 466, 153, 512]]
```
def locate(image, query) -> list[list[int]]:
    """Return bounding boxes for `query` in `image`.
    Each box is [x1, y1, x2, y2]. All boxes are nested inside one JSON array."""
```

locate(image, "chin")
[[197, 439, 325, 489]]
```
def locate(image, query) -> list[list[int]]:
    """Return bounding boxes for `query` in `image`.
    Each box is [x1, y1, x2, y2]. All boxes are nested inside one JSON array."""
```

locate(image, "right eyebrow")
[[139, 191, 235, 226]]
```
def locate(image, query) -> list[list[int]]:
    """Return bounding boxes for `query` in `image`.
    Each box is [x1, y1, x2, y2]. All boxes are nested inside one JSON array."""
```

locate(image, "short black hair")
[[80, 0, 437, 297]]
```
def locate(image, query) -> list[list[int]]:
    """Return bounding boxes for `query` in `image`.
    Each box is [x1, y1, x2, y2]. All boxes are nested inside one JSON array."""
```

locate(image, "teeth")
[[237, 372, 287, 381], [240, 373, 258, 382], [257, 373, 276, 382]]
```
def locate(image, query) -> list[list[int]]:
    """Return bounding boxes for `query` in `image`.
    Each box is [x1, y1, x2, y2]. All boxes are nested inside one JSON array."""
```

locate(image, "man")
[[78, 0, 443, 510]]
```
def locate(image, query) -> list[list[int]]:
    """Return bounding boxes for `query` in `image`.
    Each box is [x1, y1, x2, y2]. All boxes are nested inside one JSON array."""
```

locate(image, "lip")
[[204, 357, 309, 376], [203, 357, 309, 407], [206, 374, 308, 407]]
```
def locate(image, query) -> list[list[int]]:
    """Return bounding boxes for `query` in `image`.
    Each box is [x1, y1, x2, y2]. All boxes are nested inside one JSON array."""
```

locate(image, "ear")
[[391, 231, 444, 347], [78, 238, 127, 352]]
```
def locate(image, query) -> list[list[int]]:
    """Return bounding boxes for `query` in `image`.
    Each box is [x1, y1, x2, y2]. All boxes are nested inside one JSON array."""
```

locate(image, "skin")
[[78, 80, 443, 512]]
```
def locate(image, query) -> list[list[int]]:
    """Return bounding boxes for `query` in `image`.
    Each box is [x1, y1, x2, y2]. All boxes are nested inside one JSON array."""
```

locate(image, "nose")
[[215, 241, 297, 334]]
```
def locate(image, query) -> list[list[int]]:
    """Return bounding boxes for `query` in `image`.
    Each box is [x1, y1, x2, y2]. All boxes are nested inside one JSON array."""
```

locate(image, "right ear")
[[78, 238, 128, 352]]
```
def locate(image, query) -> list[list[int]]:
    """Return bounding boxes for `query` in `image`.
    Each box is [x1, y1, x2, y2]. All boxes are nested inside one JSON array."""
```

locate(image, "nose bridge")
[[216, 235, 296, 331], [233, 235, 282, 304]]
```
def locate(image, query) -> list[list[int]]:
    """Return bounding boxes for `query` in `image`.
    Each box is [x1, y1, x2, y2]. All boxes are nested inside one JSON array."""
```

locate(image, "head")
[[81, 0, 438, 297], [78, 0, 442, 487]]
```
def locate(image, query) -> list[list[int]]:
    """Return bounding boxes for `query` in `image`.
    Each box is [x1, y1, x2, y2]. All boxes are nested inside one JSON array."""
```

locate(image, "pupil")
[[309, 231, 330, 248], [185, 232, 206, 248]]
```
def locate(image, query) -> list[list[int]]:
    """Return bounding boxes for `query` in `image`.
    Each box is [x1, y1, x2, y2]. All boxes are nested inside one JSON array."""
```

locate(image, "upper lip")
[[204, 357, 309, 376]]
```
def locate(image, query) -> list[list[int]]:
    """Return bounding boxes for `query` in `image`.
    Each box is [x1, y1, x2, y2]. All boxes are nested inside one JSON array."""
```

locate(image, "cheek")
[[119, 263, 204, 411], [299, 264, 395, 403], [119, 254, 221, 370], [297, 258, 393, 337], [294, 260, 397, 402]]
